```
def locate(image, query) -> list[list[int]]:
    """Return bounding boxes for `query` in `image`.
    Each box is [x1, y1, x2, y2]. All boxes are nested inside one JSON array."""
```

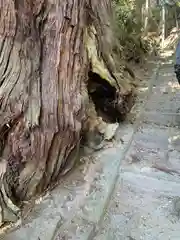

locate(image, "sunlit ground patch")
[[160, 50, 174, 58], [168, 81, 180, 91], [168, 135, 180, 144]]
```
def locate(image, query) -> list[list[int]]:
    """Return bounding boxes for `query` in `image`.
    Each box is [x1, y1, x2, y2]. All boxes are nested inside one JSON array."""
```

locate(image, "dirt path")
[[94, 51, 180, 240]]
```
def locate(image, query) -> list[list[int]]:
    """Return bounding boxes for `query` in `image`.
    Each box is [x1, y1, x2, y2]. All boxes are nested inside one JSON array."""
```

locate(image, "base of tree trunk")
[[0, 0, 136, 227]]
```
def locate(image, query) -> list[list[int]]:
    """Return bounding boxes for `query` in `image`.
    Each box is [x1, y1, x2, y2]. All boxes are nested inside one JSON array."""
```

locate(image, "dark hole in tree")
[[88, 71, 124, 123]]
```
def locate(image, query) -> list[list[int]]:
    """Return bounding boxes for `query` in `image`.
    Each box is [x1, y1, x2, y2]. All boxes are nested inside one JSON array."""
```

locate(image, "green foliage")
[[113, 0, 159, 62], [113, 0, 141, 41]]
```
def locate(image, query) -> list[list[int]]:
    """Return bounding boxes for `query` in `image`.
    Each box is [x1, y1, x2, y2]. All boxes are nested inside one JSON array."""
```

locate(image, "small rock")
[[162, 87, 168, 94], [173, 197, 180, 217], [104, 123, 119, 140]]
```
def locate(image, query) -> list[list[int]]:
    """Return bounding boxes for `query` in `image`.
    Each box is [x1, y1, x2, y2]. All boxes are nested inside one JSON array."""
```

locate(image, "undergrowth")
[[113, 0, 160, 63]]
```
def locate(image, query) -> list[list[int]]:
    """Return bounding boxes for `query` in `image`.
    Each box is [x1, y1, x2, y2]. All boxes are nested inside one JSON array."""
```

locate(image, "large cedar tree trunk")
[[0, 0, 134, 225]]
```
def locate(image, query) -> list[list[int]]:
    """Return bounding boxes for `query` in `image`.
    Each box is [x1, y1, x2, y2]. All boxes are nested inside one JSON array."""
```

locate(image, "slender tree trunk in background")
[[144, 0, 150, 35], [0, 0, 134, 225], [135, 0, 144, 28], [161, 4, 166, 48], [175, 8, 179, 30]]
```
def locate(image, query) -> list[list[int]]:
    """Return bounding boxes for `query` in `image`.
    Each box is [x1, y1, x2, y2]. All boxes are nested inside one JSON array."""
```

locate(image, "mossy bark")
[[0, 0, 134, 225]]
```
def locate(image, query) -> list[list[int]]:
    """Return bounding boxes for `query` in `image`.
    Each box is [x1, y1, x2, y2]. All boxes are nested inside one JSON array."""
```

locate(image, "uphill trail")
[[94, 51, 180, 240]]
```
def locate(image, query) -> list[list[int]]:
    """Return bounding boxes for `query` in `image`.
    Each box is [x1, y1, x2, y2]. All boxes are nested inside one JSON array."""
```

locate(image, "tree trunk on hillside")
[[175, 7, 179, 31], [144, 0, 150, 35], [135, 0, 144, 25], [0, 0, 134, 225], [161, 4, 166, 47]]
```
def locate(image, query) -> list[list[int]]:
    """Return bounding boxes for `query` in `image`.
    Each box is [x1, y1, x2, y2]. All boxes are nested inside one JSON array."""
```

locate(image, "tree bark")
[[0, 0, 134, 225]]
